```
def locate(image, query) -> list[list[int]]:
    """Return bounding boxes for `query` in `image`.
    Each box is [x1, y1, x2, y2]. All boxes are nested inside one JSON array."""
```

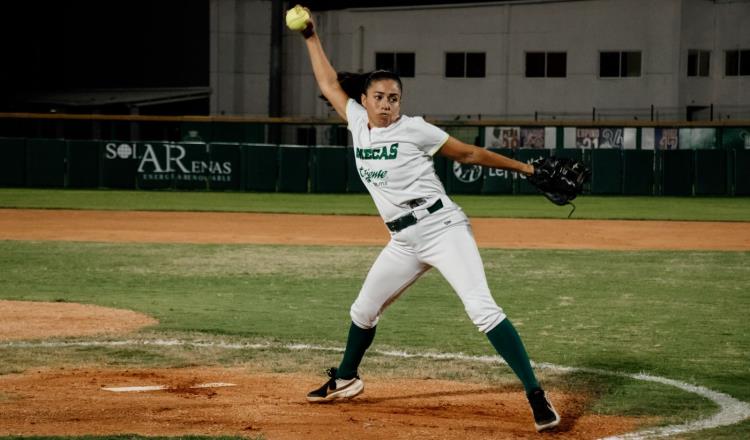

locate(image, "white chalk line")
[[102, 382, 236, 393], [3, 338, 749, 439]]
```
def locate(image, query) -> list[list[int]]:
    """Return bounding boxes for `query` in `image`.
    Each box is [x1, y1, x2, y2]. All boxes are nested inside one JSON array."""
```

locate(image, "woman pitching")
[[289, 5, 560, 432]]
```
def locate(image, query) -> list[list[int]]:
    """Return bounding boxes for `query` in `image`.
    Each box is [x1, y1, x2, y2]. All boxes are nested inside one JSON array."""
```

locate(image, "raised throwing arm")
[[292, 8, 349, 121]]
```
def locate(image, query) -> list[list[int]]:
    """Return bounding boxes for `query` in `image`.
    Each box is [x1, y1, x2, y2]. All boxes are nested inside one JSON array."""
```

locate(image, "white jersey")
[[346, 98, 450, 222]]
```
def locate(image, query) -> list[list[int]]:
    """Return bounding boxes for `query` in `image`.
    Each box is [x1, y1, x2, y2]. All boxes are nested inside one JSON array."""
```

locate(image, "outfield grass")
[[1, 242, 747, 397], [1, 188, 749, 221], [0, 241, 748, 438]]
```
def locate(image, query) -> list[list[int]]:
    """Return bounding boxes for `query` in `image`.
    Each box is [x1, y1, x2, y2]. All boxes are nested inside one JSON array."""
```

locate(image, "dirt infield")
[[3, 208, 745, 438], [0, 367, 640, 439], [1, 208, 749, 250], [0, 300, 157, 341], [0, 300, 642, 440]]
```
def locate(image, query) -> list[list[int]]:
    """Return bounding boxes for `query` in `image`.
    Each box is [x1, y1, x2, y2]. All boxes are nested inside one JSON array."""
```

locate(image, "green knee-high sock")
[[336, 322, 377, 379], [486, 318, 540, 394]]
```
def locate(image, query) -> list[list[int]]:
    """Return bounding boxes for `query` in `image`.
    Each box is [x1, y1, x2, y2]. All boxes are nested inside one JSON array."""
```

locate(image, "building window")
[[725, 49, 750, 76], [600, 52, 620, 77], [547, 52, 567, 77], [688, 50, 710, 77], [600, 51, 641, 77], [525, 52, 567, 78], [466, 53, 486, 77], [525, 53, 545, 77], [445, 52, 486, 78], [375, 52, 415, 77]]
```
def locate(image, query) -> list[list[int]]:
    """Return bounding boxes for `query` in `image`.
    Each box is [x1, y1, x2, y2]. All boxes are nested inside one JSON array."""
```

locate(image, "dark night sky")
[[306, 0, 524, 10], [0, 0, 522, 111], [0, 0, 519, 93], [0, 0, 209, 94]]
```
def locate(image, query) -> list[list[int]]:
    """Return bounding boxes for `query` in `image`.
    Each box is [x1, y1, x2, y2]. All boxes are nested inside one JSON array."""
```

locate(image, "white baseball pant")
[[350, 199, 506, 333]]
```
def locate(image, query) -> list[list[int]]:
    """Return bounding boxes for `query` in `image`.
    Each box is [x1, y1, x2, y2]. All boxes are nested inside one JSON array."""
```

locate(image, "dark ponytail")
[[319, 70, 403, 105], [337, 72, 370, 101]]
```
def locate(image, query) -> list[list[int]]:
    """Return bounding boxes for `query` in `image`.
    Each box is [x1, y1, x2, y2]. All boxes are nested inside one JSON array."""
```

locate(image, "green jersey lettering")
[[387, 143, 398, 159], [355, 143, 399, 160]]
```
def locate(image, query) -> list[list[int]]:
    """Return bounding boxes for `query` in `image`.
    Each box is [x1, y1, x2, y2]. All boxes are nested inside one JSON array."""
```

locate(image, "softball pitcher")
[[288, 5, 561, 432]]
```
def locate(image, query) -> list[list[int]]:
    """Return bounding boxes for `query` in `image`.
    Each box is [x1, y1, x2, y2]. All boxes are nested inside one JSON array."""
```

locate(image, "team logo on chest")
[[355, 143, 399, 160]]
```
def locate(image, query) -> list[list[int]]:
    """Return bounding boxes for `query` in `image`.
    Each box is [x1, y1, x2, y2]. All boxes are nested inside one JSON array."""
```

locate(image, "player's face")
[[361, 79, 401, 128]]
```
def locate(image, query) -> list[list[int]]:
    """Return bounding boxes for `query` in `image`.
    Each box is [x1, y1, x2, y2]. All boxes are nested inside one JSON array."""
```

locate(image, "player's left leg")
[[416, 211, 560, 431], [419, 221, 539, 390]]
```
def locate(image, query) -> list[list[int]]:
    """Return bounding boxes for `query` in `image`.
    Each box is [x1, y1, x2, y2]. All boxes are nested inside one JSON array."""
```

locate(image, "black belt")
[[386, 199, 444, 233]]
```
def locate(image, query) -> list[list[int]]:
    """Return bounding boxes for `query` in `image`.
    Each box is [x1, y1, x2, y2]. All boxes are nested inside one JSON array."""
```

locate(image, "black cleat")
[[527, 388, 561, 432], [306, 367, 364, 403]]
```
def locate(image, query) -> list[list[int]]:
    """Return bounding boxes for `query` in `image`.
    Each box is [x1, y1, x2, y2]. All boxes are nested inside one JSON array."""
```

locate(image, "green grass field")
[[1, 190, 749, 439], [1, 188, 750, 221]]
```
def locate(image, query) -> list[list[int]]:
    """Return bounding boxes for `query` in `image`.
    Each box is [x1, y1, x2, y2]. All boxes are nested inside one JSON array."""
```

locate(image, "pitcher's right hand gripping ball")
[[527, 157, 591, 206], [286, 5, 314, 37]]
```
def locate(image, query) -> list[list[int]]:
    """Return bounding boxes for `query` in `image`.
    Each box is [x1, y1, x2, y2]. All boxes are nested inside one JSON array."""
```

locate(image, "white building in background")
[[210, 0, 750, 121]]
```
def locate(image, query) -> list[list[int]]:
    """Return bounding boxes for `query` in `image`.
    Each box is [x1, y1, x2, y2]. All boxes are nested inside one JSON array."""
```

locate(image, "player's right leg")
[[307, 238, 428, 403]]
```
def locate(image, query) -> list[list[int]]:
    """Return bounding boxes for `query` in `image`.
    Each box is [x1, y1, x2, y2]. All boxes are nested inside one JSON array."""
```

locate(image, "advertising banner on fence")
[[576, 128, 600, 148], [599, 128, 624, 149], [655, 128, 679, 150], [485, 127, 520, 149], [679, 128, 717, 149], [485, 127, 545, 149], [722, 128, 750, 149], [576, 128, 625, 149], [520, 127, 545, 148], [103, 142, 240, 190], [482, 148, 515, 194]]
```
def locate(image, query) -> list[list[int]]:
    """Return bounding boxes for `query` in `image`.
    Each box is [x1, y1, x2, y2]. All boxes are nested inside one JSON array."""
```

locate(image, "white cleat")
[[306, 367, 364, 402]]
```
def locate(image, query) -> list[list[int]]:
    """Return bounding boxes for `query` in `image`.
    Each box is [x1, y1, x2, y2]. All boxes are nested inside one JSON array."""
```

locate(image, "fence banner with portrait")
[[655, 128, 679, 150], [576, 128, 600, 148], [520, 127, 545, 148], [485, 127, 520, 149]]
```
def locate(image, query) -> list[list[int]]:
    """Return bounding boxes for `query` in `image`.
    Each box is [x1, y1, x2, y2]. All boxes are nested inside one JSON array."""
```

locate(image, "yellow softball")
[[285, 5, 310, 32]]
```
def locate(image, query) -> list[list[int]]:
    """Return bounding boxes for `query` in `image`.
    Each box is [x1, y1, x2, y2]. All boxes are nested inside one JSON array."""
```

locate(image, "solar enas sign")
[[104, 142, 237, 189], [105, 142, 232, 175]]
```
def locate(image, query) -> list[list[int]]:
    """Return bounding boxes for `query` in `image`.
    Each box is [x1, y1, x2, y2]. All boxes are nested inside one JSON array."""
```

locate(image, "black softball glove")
[[526, 157, 591, 208]]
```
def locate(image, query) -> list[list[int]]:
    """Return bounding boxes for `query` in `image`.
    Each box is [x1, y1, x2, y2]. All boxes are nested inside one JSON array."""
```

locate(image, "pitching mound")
[[0, 367, 642, 439], [0, 300, 158, 341]]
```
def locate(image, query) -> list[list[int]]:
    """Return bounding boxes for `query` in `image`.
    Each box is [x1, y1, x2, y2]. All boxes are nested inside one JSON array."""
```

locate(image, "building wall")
[[210, 0, 271, 115], [504, 0, 682, 118], [680, 0, 750, 115], [211, 0, 750, 119]]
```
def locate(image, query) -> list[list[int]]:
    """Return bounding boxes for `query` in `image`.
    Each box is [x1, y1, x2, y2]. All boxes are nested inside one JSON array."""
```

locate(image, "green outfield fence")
[[0, 112, 749, 196]]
